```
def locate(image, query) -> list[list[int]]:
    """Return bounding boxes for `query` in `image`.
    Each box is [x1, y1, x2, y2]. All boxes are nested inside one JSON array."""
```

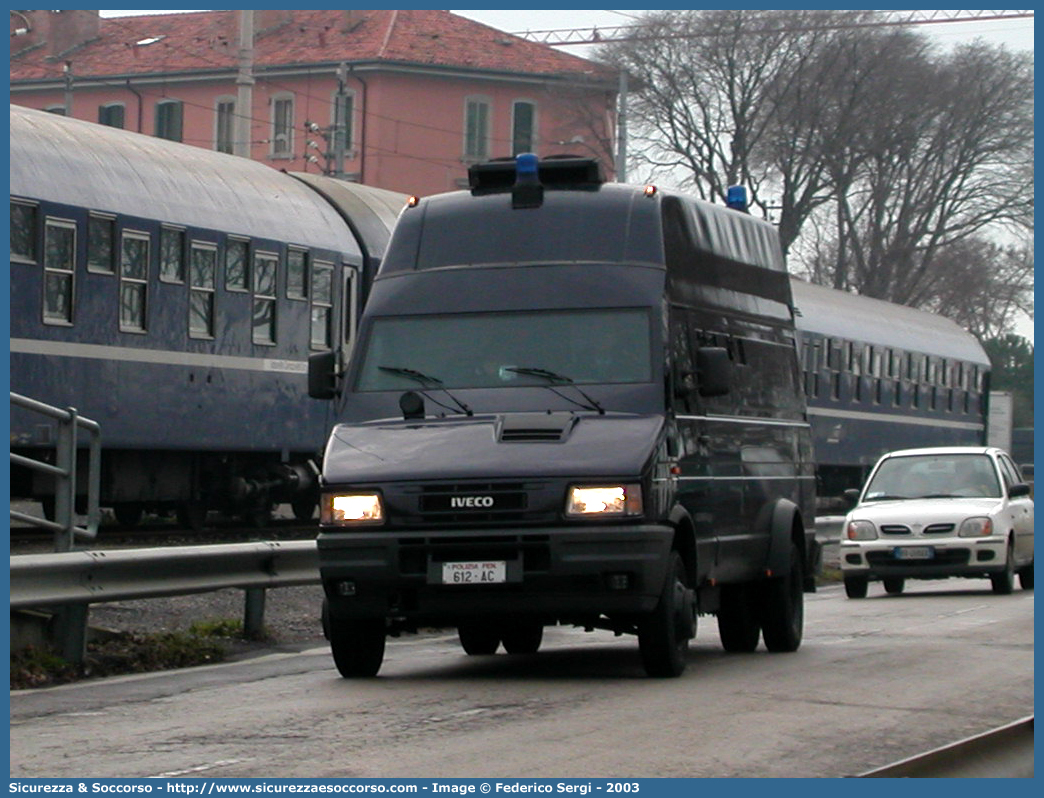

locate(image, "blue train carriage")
[[9, 104, 406, 527], [789, 278, 991, 505]]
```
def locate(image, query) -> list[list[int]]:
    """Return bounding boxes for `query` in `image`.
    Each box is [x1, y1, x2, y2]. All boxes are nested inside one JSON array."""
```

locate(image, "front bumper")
[[839, 536, 1010, 579], [317, 522, 675, 624]]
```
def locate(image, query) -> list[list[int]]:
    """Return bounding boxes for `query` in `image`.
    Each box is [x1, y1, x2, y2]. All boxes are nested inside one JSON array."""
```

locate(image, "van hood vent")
[[496, 412, 577, 443]]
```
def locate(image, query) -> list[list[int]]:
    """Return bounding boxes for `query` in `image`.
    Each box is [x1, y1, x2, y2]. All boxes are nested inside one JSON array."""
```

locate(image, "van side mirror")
[[1008, 482, 1032, 499], [696, 346, 731, 397], [308, 350, 339, 400]]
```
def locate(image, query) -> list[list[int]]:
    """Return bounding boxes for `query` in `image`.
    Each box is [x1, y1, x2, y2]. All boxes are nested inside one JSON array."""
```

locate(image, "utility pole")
[[62, 62, 73, 116], [333, 62, 349, 178], [234, 9, 254, 158], [615, 70, 627, 182]]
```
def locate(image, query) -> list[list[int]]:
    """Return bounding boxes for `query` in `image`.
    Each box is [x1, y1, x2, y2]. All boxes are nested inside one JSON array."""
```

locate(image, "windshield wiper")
[[505, 367, 605, 415], [377, 366, 473, 416]]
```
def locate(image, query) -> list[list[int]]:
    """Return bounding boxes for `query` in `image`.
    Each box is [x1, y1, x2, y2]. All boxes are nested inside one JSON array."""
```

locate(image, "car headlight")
[[958, 517, 993, 537], [846, 520, 878, 540], [321, 492, 384, 526], [566, 484, 643, 519]]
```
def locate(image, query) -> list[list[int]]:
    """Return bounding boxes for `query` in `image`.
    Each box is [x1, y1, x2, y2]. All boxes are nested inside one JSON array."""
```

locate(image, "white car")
[[839, 447, 1034, 598]]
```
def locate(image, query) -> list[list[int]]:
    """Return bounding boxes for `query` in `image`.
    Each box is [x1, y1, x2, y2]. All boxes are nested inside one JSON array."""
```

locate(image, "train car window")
[[341, 267, 358, 348], [252, 250, 278, 345], [271, 95, 294, 158], [847, 342, 861, 376], [155, 99, 183, 142], [287, 248, 309, 300], [87, 214, 116, 274], [924, 355, 934, 384], [10, 200, 38, 263], [830, 372, 841, 401], [311, 260, 334, 349], [225, 237, 249, 291], [98, 103, 125, 129], [929, 386, 938, 411], [189, 242, 217, 339], [893, 380, 902, 407], [215, 98, 235, 154], [42, 217, 76, 325], [160, 226, 186, 283], [912, 384, 921, 409], [827, 339, 842, 371], [874, 378, 883, 405], [119, 230, 150, 332]]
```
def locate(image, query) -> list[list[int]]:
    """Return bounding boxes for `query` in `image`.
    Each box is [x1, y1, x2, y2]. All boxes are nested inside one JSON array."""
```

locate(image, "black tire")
[[844, 575, 869, 599], [717, 582, 761, 653], [501, 622, 544, 655], [882, 577, 905, 595], [759, 541, 804, 653], [638, 551, 694, 678], [325, 607, 386, 678], [991, 539, 1016, 595], [113, 503, 144, 528], [458, 623, 501, 655], [1018, 561, 1033, 590]]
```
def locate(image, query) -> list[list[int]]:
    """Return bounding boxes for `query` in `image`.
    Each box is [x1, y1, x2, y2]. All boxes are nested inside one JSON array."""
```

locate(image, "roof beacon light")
[[726, 185, 749, 213], [512, 152, 544, 209]]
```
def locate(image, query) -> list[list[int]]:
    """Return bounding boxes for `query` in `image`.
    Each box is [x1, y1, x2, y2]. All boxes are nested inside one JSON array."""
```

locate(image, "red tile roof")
[[10, 10, 614, 83]]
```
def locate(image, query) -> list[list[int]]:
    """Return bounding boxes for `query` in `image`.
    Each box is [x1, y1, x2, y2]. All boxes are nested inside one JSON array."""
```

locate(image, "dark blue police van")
[[308, 155, 817, 678]]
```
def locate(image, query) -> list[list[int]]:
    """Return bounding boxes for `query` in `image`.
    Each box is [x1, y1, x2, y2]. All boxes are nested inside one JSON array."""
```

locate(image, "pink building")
[[9, 9, 619, 197]]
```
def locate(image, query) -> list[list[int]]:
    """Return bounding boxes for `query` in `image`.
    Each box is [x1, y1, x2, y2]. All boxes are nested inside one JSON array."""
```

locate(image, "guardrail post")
[[53, 603, 89, 665], [243, 588, 267, 639]]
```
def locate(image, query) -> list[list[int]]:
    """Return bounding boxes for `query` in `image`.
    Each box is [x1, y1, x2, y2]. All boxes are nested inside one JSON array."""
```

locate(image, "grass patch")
[[9, 620, 247, 690]]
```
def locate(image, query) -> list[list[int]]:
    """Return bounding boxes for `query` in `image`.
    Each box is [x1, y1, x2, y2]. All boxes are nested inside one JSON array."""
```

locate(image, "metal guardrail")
[[10, 540, 320, 609], [855, 716, 1034, 778], [10, 540, 320, 664], [10, 392, 101, 549]]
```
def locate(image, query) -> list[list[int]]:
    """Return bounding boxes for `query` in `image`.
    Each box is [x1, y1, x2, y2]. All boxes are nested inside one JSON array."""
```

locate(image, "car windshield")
[[355, 308, 652, 391], [863, 453, 1001, 500]]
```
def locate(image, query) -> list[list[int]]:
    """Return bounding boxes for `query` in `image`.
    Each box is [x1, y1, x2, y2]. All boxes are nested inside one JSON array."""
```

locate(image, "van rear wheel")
[[759, 541, 804, 652], [717, 582, 761, 652], [458, 623, 501, 655], [501, 622, 543, 654]]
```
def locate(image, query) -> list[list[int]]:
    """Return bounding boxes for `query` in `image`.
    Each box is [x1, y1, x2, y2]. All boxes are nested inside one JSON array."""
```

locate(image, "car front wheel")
[[991, 539, 1016, 595], [844, 575, 869, 599]]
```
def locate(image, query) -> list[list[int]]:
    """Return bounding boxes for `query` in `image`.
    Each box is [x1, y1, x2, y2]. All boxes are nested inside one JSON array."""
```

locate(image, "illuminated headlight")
[[566, 484, 643, 519], [958, 517, 993, 537], [321, 493, 384, 526], [846, 520, 878, 540]]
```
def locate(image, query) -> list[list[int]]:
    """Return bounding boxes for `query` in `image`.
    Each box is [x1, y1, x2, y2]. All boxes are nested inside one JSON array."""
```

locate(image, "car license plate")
[[442, 561, 507, 585], [894, 546, 934, 560]]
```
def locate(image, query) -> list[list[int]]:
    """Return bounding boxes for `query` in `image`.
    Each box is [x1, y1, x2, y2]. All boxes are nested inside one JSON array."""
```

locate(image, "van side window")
[[669, 307, 696, 413]]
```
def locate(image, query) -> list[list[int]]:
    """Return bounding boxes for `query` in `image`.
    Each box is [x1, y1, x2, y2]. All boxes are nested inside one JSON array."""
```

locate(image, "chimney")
[[31, 10, 100, 58], [342, 10, 370, 33]]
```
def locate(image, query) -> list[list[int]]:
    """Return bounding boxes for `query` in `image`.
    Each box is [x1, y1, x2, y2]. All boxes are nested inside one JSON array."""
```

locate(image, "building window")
[[155, 99, 183, 142], [287, 247, 308, 300], [311, 260, 333, 349], [120, 230, 150, 332], [87, 214, 116, 273], [331, 92, 354, 154], [216, 98, 235, 154], [225, 237, 249, 291], [511, 100, 535, 156], [271, 95, 294, 158], [10, 200, 38, 262], [252, 251, 278, 344], [464, 97, 491, 161], [189, 242, 217, 338], [98, 103, 125, 129], [43, 218, 76, 324], [160, 226, 186, 282]]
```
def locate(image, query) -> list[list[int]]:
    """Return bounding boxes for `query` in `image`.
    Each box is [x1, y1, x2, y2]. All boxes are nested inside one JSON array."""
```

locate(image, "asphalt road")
[[9, 579, 1033, 779]]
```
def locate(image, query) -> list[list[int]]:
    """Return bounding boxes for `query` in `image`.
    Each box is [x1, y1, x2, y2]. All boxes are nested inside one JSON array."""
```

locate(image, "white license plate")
[[895, 546, 934, 560], [441, 561, 507, 585]]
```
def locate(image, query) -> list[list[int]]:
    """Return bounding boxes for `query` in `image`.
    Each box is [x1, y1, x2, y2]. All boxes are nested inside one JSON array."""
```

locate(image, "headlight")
[[846, 520, 878, 540], [565, 484, 643, 518], [321, 493, 384, 526], [958, 517, 993, 537]]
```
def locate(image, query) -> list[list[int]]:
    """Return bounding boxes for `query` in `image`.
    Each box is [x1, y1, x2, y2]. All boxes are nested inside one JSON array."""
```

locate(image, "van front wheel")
[[638, 551, 694, 678]]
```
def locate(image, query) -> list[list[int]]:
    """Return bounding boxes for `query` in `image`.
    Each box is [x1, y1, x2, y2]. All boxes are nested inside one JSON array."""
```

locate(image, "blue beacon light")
[[726, 185, 748, 213]]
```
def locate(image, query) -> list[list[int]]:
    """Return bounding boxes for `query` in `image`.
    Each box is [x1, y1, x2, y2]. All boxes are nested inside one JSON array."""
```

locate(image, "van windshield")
[[355, 308, 652, 391]]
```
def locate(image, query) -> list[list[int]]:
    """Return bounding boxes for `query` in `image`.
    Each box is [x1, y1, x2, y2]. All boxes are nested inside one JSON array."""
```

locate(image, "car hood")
[[849, 497, 1004, 524], [321, 411, 664, 484]]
